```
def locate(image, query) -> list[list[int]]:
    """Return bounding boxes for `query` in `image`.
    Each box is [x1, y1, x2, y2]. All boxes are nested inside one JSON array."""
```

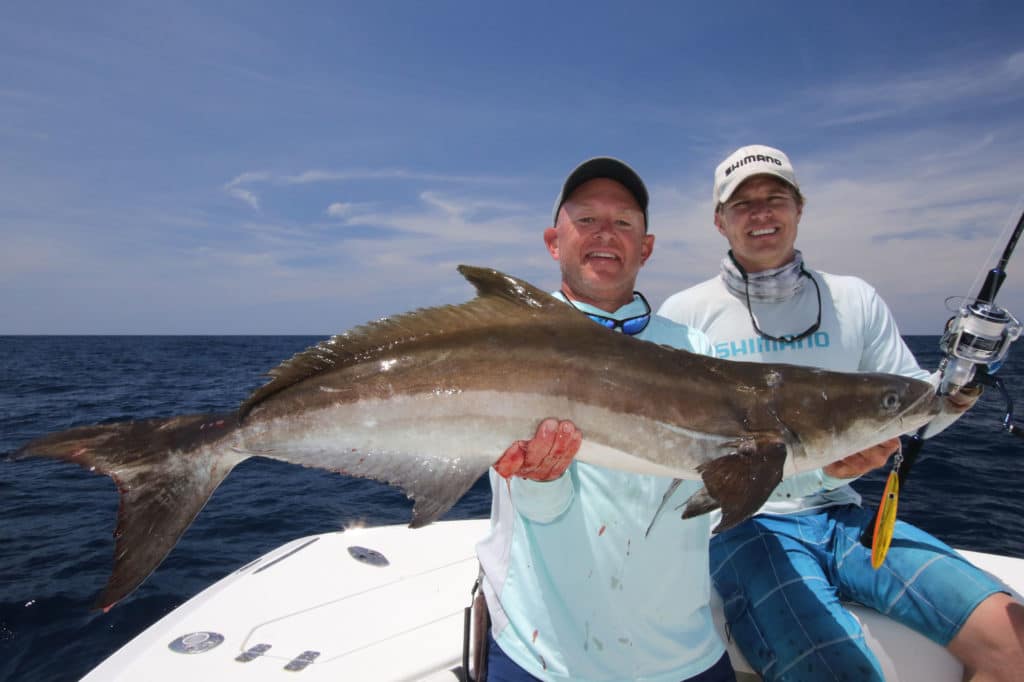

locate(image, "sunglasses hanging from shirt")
[[728, 252, 822, 343]]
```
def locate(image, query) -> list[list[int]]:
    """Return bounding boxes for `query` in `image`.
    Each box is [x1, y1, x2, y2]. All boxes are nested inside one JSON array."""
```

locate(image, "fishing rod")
[[862, 208, 1024, 567]]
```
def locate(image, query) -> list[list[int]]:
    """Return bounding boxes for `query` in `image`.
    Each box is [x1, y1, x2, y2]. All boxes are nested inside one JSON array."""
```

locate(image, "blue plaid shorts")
[[709, 505, 1007, 681]]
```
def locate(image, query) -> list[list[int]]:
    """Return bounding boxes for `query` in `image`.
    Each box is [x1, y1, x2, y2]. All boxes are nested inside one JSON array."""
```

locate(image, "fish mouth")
[[908, 377, 943, 417]]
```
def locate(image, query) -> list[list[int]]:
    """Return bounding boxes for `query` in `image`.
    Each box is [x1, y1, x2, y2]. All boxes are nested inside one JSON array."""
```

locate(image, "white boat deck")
[[83, 519, 1024, 681]]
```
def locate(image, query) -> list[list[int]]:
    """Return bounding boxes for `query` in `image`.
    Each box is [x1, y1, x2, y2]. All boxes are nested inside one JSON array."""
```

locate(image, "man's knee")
[[947, 593, 1024, 678]]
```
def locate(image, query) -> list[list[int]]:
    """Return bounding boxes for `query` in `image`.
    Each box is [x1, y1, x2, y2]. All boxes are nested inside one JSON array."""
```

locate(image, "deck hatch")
[[168, 631, 224, 654], [348, 545, 390, 566], [235, 643, 272, 662], [284, 650, 320, 671]]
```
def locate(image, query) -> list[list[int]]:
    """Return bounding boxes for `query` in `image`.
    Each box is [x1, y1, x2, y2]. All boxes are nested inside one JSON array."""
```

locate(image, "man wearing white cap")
[[477, 157, 736, 682], [659, 145, 1024, 681]]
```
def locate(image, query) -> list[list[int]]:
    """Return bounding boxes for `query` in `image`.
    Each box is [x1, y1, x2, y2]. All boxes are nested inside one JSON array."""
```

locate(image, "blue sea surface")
[[1, 335, 1023, 681]]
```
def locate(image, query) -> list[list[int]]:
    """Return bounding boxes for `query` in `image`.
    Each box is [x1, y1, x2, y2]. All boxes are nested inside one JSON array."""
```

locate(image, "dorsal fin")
[[239, 265, 579, 419], [456, 264, 565, 310]]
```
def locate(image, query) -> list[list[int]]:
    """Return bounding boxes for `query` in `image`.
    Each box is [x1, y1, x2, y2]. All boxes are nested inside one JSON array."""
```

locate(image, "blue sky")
[[3, 1, 1024, 334]]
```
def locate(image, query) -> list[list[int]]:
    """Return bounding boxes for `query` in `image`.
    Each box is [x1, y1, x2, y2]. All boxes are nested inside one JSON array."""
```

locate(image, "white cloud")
[[814, 51, 1024, 127], [240, 168, 519, 186], [223, 171, 271, 210], [1003, 50, 1024, 78], [221, 168, 523, 217], [419, 191, 528, 215], [226, 170, 272, 186], [342, 191, 540, 246], [8, 42, 1024, 334], [326, 202, 352, 217], [226, 186, 260, 211]]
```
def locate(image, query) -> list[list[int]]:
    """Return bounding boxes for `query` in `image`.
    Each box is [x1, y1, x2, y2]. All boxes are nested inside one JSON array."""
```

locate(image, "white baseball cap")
[[713, 145, 799, 205]]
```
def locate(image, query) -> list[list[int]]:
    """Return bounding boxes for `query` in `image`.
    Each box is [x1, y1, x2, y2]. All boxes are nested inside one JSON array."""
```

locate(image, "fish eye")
[[881, 392, 901, 411]]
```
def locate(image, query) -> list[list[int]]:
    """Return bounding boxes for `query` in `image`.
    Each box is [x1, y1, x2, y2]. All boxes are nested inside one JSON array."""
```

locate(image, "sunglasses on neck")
[[567, 291, 652, 336], [734, 257, 822, 343]]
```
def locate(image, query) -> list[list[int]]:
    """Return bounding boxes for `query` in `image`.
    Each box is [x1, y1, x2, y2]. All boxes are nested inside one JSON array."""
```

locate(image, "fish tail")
[[17, 413, 245, 610]]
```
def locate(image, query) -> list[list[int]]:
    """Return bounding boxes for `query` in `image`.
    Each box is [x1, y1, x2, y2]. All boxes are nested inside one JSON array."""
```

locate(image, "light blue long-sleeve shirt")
[[476, 293, 728, 682]]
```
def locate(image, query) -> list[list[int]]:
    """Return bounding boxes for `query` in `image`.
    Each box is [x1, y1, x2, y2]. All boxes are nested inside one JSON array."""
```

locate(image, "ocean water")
[[1, 335, 1023, 681]]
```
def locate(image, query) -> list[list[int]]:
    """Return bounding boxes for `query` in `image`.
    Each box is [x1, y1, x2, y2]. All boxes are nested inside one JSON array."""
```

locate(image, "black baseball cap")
[[552, 157, 649, 228]]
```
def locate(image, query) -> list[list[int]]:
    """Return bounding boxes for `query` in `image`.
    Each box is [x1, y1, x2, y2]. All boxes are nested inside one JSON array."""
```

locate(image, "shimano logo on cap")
[[724, 154, 784, 177]]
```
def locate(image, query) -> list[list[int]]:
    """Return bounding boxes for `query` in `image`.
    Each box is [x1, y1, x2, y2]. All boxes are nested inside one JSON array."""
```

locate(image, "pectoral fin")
[[681, 431, 788, 533]]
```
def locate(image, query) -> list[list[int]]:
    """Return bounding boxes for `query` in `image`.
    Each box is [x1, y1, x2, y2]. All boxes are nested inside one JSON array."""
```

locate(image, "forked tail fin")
[[16, 413, 246, 610]]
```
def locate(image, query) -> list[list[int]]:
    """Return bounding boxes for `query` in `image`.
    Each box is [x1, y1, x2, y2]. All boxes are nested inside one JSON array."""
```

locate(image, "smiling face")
[[544, 177, 654, 312], [715, 175, 803, 273]]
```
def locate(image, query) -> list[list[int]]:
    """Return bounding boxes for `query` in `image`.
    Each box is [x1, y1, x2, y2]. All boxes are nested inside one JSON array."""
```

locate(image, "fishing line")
[[961, 195, 1024, 306]]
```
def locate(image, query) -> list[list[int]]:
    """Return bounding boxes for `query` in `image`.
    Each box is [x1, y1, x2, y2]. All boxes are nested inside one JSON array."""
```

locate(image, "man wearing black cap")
[[476, 158, 736, 681]]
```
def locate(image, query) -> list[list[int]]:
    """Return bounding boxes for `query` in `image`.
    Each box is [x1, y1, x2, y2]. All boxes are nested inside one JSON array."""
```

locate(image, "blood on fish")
[[532, 629, 538, 643], [598, 525, 606, 536]]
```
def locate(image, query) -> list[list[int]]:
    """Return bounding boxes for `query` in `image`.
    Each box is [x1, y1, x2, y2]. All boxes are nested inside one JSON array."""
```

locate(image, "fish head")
[[777, 369, 940, 466]]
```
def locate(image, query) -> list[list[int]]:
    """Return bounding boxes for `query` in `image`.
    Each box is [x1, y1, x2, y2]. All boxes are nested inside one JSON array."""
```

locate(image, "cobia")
[[16, 265, 939, 609]]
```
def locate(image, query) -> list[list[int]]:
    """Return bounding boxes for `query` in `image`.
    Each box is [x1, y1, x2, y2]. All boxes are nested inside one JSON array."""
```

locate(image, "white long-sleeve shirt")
[[659, 269, 930, 516]]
